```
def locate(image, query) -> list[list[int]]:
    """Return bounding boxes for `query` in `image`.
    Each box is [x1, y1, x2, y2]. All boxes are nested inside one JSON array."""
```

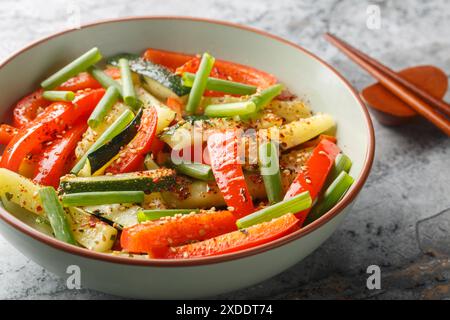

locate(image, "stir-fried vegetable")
[[0, 46, 355, 260]]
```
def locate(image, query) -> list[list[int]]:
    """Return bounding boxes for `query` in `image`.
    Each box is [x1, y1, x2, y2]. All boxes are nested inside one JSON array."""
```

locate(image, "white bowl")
[[0, 17, 374, 299]]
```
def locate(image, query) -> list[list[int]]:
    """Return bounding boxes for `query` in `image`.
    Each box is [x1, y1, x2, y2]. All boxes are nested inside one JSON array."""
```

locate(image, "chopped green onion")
[[62, 191, 145, 207], [42, 90, 75, 102], [204, 101, 256, 117], [305, 171, 354, 225], [251, 83, 284, 111], [186, 52, 215, 114], [39, 187, 76, 245], [137, 209, 200, 222], [88, 86, 120, 128], [88, 66, 123, 95], [144, 154, 160, 170], [182, 72, 257, 95], [41, 47, 103, 89], [174, 162, 214, 181], [259, 142, 283, 204], [71, 109, 134, 174], [236, 191, 312, 229], [326, 153, 353, 185], [119, 58, 140, 110], [205, 99, 256, 117]]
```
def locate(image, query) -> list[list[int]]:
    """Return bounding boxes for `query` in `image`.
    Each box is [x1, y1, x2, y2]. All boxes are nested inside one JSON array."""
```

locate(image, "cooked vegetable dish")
[[0, 47, 354, 259]]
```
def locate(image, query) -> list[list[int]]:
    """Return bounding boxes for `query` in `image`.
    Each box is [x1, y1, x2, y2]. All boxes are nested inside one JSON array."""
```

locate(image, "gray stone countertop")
[[0, 0, 449, 300]]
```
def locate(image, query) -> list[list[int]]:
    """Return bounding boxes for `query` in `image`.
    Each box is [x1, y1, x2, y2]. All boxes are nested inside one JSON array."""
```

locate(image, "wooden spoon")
[[361, 65, 448, 126]]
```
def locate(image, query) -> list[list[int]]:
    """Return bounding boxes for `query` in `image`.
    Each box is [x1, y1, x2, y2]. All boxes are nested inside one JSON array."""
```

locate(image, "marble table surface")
[[0, 0, 449, 300]]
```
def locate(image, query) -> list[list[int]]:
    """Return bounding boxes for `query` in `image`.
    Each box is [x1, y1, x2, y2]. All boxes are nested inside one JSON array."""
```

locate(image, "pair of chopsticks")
[[324, 33, 450, 136]]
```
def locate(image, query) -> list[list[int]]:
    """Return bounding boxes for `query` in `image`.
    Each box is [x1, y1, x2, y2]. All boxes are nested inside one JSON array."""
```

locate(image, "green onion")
[[251, 84, 284, 111], [41, 47, 103, 89], [186, 52, 215, 114], [182, 72, 257, 95], [236, 191, 312, 229], [259, 142, 283, 204], [62, 191, 145, 207], [144, 154, 160, 170], [137, 209, 200, 222], [119, 58, 140, 110], [71, 109, 135, 174], [305, 171, 354, 225], [39, 187, 76, 245], [88, 66, 123, 95], [42, 90, 75, 102], [204, 101, 256, 117], [326, 153, 353, 185], [174, 162, 214, 181], [88, 86, 120, 128]]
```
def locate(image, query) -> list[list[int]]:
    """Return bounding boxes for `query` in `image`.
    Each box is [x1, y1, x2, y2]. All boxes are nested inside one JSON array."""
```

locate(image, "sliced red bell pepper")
[[13, 89, 52, 128], [0, 124, 18, 145], [57, 72, 102, 92], [120, 210, 237, 256], [207, 131, 254, 218], [105, 107, 158, 174], [165, 213, 299, 259], [143, 48, 277, 90], [32, 122, 87, 187], [284, 139, 341, 226], [1, 90, 102, 172]]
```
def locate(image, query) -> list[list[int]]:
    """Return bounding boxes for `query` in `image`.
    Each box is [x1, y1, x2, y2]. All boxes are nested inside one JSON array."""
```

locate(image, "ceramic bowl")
[[0, 17, 374, 299]]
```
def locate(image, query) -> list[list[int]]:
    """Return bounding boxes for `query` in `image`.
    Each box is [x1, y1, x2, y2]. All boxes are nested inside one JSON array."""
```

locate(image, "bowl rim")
[[0, 16, 375, 267]]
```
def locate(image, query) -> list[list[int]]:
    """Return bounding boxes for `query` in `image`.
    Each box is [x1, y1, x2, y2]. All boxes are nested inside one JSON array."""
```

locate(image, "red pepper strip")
[[72, 88, 106, 113], [57, 72, 102, 92], [149, 138, 165, 157], [13, 89, 51, 128], [143, 48, 277, 89], [207, 131, 254, 218], [32, 122, 87, 187], [164, 213, 299, 259], [120, 210, 237, 256], [284, 139, 341, 226], [0, 124, 18, 145], [1, 90, 102, 172], [105, 107, 158, 174]]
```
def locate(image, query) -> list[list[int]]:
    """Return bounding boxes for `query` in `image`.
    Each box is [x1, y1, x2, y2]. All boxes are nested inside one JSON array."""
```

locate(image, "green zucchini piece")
[[108, 53, 190, 100], [87, 109, 143, 174], [60, 169, 176, 194]]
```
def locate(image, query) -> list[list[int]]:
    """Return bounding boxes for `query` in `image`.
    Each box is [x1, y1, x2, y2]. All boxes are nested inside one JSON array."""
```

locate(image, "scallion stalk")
[[62, 191, 145, 207], [186, 52, 215, 114], [39, 187, 76, 245], [305, 171, 354, 225], [119, 58, 140, 110], [144, 154, 160, 170], [137, 209, 200, 222], [326, 153, 353, 185], [236, 191, 312, 229], [204, 101, 256, 117], [71, 109, 135, 174], [88, 66, 123, 95], [251, 83, 284, 111], [41, 47, 103, 89], [174, 162, 214, 181], [259, 142, 283, 204], [182, 72, 257, 95], [88, 86, 120, 128], [42, 90, 75, 102]]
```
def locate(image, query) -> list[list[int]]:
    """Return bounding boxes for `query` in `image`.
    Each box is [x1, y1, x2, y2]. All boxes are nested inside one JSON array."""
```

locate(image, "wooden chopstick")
[[325, 33, 450, 118], [324, 33, 450, 136]]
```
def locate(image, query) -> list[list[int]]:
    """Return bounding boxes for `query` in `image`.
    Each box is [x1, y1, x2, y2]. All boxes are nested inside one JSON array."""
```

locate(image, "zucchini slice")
[[108, 54, 190, 100], [67, 207, 117, 252], [83, 204, 141, 228], [87, 109, 143, 175], [60, 169, 176, 194]]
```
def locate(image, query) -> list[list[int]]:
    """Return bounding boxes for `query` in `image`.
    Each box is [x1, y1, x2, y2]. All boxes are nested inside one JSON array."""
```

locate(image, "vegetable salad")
[[0, 47, 354, 259]]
